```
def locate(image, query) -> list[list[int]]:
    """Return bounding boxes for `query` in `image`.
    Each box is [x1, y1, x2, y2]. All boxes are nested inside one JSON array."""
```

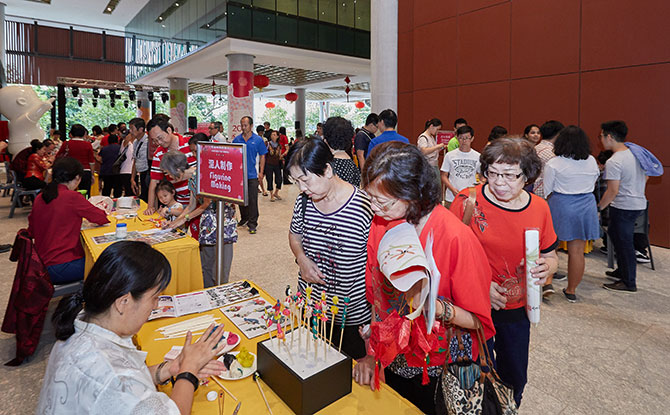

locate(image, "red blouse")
[[25, 153, 47, 181]]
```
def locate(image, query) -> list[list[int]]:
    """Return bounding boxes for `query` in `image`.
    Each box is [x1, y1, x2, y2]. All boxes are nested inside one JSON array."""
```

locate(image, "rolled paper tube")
[[525, 229, 541, 326]]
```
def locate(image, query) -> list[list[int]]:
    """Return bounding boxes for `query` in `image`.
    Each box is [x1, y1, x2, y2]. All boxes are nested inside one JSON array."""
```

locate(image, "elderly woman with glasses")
[[450, 137, 558, 407], [287, 138, 373, 360], [354, 141, 493, 414]]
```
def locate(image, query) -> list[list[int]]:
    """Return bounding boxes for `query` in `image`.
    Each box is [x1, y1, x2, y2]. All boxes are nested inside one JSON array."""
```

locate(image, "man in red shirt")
[[144, 115, 196, 215], [55, 124, 96, 196], [99, 123, 119, 147]]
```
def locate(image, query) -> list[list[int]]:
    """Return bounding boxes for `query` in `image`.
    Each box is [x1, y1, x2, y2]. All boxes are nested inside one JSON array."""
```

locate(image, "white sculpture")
[[0, 85, 55, 155]]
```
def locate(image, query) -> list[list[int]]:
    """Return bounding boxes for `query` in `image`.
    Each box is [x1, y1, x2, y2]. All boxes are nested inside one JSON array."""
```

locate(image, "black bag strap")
[[300, 192, 308, 219]]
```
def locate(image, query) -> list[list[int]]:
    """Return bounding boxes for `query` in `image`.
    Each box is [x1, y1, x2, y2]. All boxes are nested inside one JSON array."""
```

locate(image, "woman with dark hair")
[[355, 141, 493, 414], [487, 125, 508, 142], [265, 130, 285, 201], [23, 140, 49, 190], [37, 241, 227, 414], [524, 124, 541, 146], [544, 126, 600, 302], [323, 116, 360, 186], [99, 134, 122, 197], [450, 137, 558, 407], [417, 118, 446, 184], [287, 137, 372, 359], [28, 157, 109, 284]]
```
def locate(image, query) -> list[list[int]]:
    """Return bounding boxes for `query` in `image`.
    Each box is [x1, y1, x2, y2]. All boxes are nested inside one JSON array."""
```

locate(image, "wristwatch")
[[174, 372, 199, 391]]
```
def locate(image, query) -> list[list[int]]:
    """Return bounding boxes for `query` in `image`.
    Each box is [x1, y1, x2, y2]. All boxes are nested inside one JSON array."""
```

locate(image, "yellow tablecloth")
[[80, 202, 203, 296], [136, 282, 422, 415]]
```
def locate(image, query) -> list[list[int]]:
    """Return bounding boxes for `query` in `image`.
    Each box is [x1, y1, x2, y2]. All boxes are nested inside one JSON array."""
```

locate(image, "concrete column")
[[370, 0, 398, 114], [226, 53, 254, 139], [168, 77, 188, 133], [136, 90, 151, 123], [295, 88, 306, 134]]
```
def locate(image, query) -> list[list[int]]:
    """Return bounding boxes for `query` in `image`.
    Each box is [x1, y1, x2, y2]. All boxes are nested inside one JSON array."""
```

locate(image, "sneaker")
[[605, 269, 622, 280], [635, 250, 651, 263], [562, 288, 577, 303], [249, 228, 257, 234], [553, 273, 567, 281], [237, 220, 247, 228], [599, 246, 608, 255], [603, 281, 637, 292], [0, 244, 12, 254], [542, 284, 555, 298]]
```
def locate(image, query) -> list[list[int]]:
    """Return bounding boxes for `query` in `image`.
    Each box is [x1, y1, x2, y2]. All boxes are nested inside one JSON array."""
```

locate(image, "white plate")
[[216, 351, 256, 381], [217, 331, 241, 354]]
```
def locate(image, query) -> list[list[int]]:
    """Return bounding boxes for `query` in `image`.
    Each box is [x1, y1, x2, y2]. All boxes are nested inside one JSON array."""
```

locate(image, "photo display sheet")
[[149, 280, 260, 320], [221, 297, 290, 339]]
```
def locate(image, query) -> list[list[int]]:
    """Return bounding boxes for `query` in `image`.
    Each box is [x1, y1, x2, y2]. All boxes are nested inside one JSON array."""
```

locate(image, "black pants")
[[239, 178, 259, 230], [265, 164, 282, 191], [139, 170, 150, 202], [609, 207, 644, 289], [282, 160, 292, 184], [101, 174, 121, 198], [79, 170, 92, 197], [119, 173, 133, 196], [23, 176, 46, 190], [385, 369, 440, 415]]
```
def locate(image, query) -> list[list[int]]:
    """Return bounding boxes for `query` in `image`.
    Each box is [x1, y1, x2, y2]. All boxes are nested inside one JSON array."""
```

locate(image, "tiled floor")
[[0, 183, 667, 414]]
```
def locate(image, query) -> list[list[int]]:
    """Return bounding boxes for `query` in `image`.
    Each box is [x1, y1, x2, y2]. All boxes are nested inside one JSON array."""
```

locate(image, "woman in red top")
[[450, 137, 558, 407], [28, 157, 109, 284], [23, 140, 49, 190], [354, 142, 493, 414]]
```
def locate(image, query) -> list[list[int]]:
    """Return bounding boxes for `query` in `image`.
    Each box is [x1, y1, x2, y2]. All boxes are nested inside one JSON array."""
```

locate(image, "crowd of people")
[[9, 108, 658, 415]]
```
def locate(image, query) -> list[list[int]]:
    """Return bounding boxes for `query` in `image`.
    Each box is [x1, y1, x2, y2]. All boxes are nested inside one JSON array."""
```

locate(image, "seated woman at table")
[[354, 141, 494, 414], [23, 139, 50, 190], [450, 137, 558, 407], [161, 150, 238, 287], [37, 241, 227, 415], [28, 157, 110, 284], [287, 138, 373, 359]]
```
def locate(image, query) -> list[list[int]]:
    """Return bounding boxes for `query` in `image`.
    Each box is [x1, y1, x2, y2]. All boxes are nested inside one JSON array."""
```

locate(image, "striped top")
[[290, 187, 373, 326], [150, 134, 196, 205]]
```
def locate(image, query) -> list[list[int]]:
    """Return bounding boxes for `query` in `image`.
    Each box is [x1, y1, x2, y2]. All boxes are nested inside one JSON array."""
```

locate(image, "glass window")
[[253, 0, 276, 11], [252, 9, 276, 42], [318, 24, 337, 52], [299, 0, 317, 19], [354, 0, 370, 31], [228, 4, 253, 38], [338, 0, 355, 28], [354, 30, 369, 57], [318, 0, 337, 24], [277, 15, 298, 45], [277, 0, 297, 15], [298, 19, 318, 48], [337, 27, 355, 55]]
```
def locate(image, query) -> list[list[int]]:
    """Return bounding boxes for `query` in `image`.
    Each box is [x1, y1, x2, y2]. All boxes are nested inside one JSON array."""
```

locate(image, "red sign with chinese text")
[[196, 142, 247, 205], [436, 130, 455, 145]]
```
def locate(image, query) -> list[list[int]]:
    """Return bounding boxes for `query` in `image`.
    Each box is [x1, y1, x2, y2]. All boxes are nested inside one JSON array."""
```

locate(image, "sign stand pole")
[[216, 199, 225, 286]]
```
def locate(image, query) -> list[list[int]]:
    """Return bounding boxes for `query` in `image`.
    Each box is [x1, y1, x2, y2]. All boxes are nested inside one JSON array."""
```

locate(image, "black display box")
[[257, 337, 352, 415]]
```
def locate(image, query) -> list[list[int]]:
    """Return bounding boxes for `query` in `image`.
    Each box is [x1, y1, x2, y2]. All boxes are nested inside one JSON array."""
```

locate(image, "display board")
[[436, 130, 455, 145], [196, 142, 247, 204]]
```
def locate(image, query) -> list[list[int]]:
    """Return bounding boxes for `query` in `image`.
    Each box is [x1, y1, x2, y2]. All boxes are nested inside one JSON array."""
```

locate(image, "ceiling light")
[[161, 93, 169, 104], [148, 91, 154, 101], [128, 90, 136, 101], [71, 86, 79, 97], [107, 7, 111, 11], [92, 88, 99, 98], [162, 24, 166, 28], [77, 98, 83, 107], [175, 2, 179, 6], [92, 99, 98, 108], [123, 100, 129, 108]]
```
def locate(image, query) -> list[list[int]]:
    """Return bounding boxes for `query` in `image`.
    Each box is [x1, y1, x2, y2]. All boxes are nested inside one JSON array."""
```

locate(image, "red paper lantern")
[[254, 75, 270, 91], [285, 92, 298, 102], [355, 101, 365, 109], [265, 102, 275, 109]]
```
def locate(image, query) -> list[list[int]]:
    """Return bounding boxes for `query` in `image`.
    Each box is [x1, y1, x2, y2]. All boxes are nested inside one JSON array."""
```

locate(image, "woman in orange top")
[[23, 140, 49, 190]]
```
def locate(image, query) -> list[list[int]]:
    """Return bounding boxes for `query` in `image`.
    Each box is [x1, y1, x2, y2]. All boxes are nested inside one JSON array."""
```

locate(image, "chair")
[[7, 170, 41, 218], [52, 280, 84, 298], [606, 202, 654, 270], [1, 161, 12, 197]]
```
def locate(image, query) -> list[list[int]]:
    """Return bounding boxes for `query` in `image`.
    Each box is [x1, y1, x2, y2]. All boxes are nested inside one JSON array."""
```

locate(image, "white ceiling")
[[3, 0, 151, 33]]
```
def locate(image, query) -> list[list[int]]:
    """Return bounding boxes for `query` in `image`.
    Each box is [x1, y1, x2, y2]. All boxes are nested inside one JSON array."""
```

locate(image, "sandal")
[[275, 194, 282, 200], [262, 192, 268, 196], [270, 198, 275, 202]]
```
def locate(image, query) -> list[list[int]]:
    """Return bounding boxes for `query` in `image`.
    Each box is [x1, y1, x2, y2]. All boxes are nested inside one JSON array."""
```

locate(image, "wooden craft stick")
[[210, 376, 238, 401], [253, 373, 273, 415]]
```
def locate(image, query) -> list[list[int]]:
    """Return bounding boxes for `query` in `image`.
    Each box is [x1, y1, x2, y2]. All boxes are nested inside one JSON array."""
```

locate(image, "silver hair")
[[159, 150, 188, 178]]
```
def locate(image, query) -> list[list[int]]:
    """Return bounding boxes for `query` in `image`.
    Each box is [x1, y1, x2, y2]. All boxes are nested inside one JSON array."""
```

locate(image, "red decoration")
[[285, 92, 298, 102], [265, 102, 275, 109], [344, 76, 351, 84], [211, 79, 216, 97], [355, 101, 365, 109], [254, 75, 270, 91]]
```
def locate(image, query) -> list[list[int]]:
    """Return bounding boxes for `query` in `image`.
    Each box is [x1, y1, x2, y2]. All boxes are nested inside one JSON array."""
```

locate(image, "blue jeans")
[[47, 257, 85, 285], [608, 207, 644, 289], [487, 308, 530, 407]]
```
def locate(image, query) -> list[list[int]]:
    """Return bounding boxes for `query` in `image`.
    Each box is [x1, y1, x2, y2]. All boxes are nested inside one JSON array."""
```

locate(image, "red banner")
[[436, 130, 455, 145], [197, 142, 247, 205]]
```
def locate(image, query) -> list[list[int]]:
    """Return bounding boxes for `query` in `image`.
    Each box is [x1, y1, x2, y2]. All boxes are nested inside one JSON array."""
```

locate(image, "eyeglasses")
[[483, 170, 524, 181], [370, 196, 398, 211]]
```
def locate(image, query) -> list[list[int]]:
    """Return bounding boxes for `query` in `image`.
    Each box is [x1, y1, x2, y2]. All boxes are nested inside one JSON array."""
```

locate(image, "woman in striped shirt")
[[288, 138, 373, 359]]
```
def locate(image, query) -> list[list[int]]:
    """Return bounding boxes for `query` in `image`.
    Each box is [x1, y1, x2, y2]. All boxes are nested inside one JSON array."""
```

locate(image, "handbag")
[[112, 145, 128, 175], [440, 320, 517, 415]]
